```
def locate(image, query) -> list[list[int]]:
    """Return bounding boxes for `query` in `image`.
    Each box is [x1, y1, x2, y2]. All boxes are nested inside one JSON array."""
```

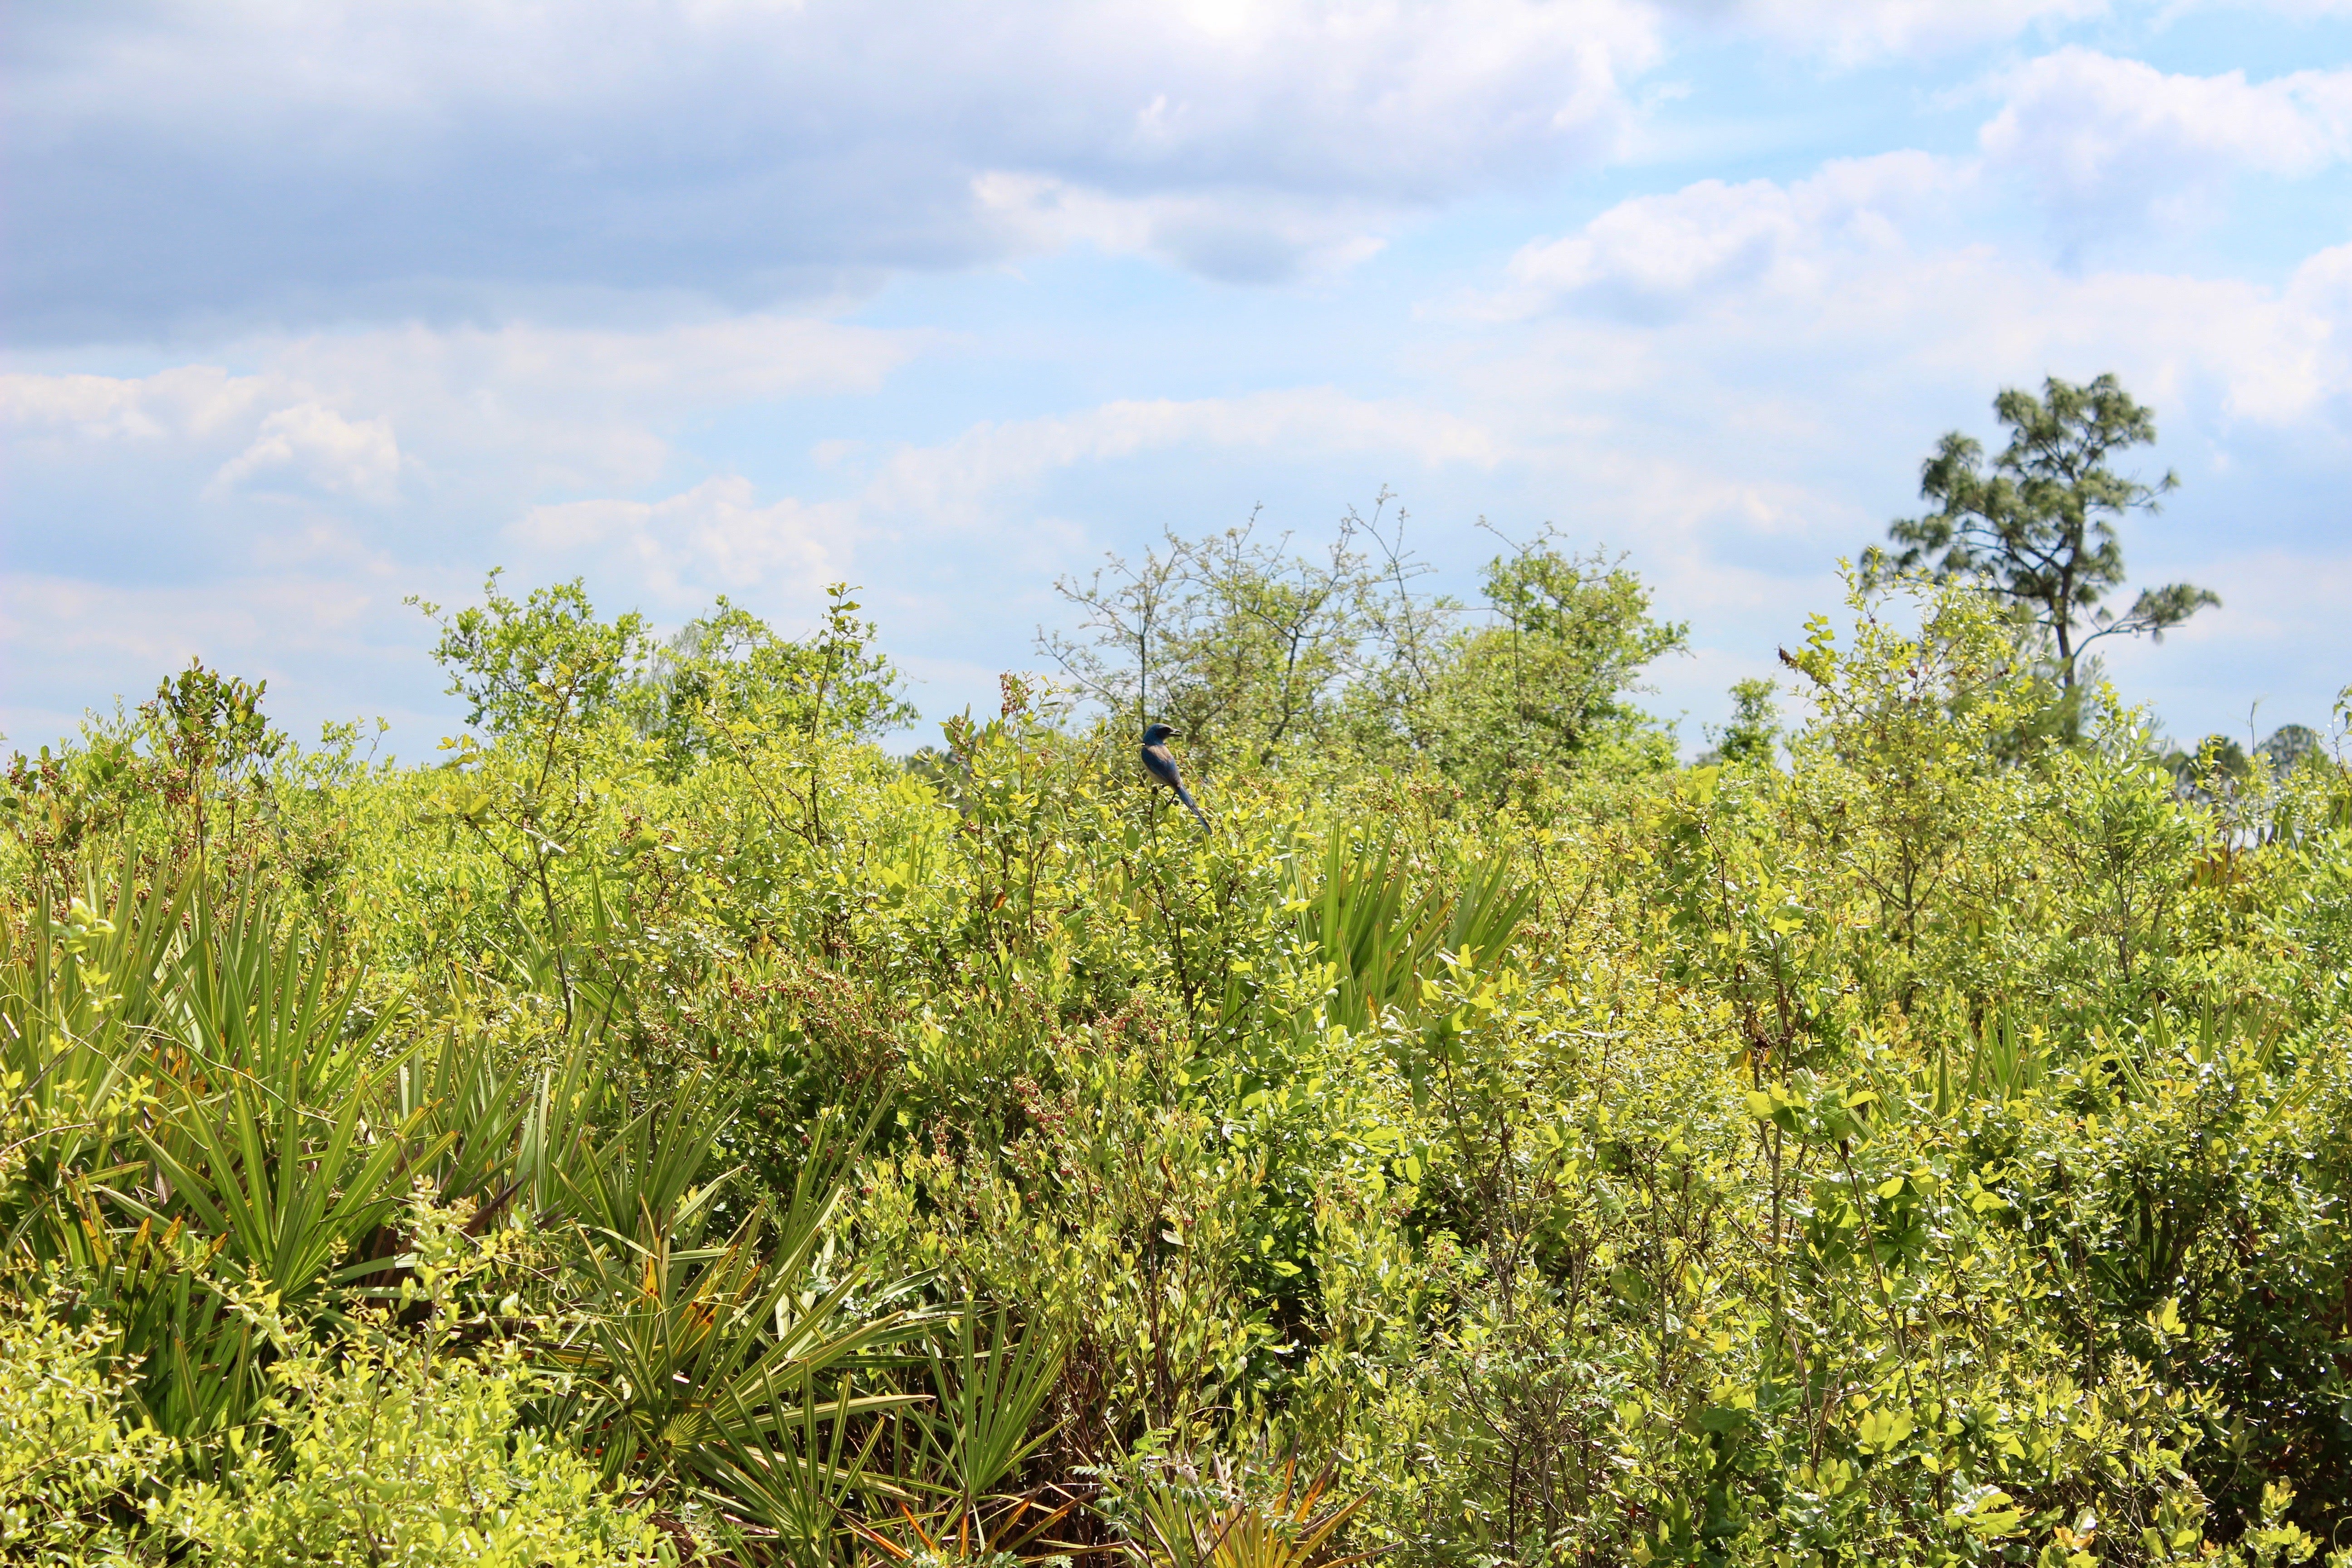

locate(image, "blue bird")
[[1139, 722, 1210, 830]]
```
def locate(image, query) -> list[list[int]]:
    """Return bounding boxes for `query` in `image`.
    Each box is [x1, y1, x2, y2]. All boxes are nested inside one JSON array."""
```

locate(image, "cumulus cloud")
[[1433, 149, 2352, 682], [493, 387, 1506, 609], [1, 314, 919, 522], [260, 315, 922, 494], [513, 476, 849, 610], [1981, 49, 2352, 245], [1483, 168, 2349, 427], [210, 404, 402, 502], [1477, 127, 2351, 433], [971, 174, 1391, 283], [2176, 0, 2352, 15], [1486, 151, 1964, 320], [0, 367, 268, 446], [7, 0, 1660, 336], [0, 567, 436, 758], [865, 389, 1505, 526], [1663, 0, 2107, 63], [0, 571, 379, 676], [12, 9, 2352, 759]]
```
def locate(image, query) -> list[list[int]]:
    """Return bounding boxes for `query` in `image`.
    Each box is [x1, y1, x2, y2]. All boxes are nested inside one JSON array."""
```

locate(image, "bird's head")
[[1142, 723, 1177, 745]]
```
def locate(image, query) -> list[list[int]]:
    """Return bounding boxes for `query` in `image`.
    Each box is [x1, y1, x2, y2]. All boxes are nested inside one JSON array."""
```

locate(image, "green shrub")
[[6, 568, 2351, 1565], [0, 1296, 166, 1566], [150, 1317, 671, 1567]]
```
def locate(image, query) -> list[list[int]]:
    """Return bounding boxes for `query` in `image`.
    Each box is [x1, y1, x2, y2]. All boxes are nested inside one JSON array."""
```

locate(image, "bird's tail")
[[1176, 784, 1210, 831]]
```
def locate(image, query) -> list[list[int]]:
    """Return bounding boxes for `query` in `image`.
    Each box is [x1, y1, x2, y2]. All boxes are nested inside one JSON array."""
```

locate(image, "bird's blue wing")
[[1142, 742, 1210, 828]]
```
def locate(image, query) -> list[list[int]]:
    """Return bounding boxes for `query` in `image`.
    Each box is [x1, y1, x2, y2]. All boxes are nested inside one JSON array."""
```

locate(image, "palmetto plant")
[[130, 885, 444, 1319], [550, 1100, 935, 1524], [1123, 1456, 1381, 1568], [698, 1364, 909, 1568], [1297, 832, 1534, 1038], [3, 863, 972, 1529], [848, 1303, 1075, 1566], [2, 866, 468, 1437], [1, 860, 191, 1262], [919, 1303, 1067, 1516]]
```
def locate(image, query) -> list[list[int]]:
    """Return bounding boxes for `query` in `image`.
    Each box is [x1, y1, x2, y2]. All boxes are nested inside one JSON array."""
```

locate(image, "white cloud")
[[11, 0, 1663, 333], [499, 388, 1507, 604], [210, 403, 402, 501], [972, 174, 1390, 282], [1981, 49, 2352, 242], [1431, 154, 2352, 692], [2176, 0, 2352, 15], [269, 316, 917, 410], [864, 390, 1507, 527], [0, 571, 378, 674], [1475, 135, 2352, 434], [1, 314, 919, 513], [1661, 0, 2106, 62], [0, 568, 438, 758], [1485, 181, 2348, 427], [0, 367, 268, 444], [1, 365, 404, 505], [1488, 151, 1963, 319], [514, 476, 851, 610], [259, 315, 923, 494]]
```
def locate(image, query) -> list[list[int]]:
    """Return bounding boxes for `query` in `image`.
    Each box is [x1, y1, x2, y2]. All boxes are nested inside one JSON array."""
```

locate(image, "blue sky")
[[5, 0, 2349, 758]]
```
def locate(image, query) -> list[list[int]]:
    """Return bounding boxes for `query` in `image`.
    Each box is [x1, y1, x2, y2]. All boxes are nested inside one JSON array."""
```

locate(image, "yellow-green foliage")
[[150, 1322, 669, 1567], [2, 569, 2349, 1567], [0, 1216, 671, 1567], [0, 1299, 167, 1565]]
